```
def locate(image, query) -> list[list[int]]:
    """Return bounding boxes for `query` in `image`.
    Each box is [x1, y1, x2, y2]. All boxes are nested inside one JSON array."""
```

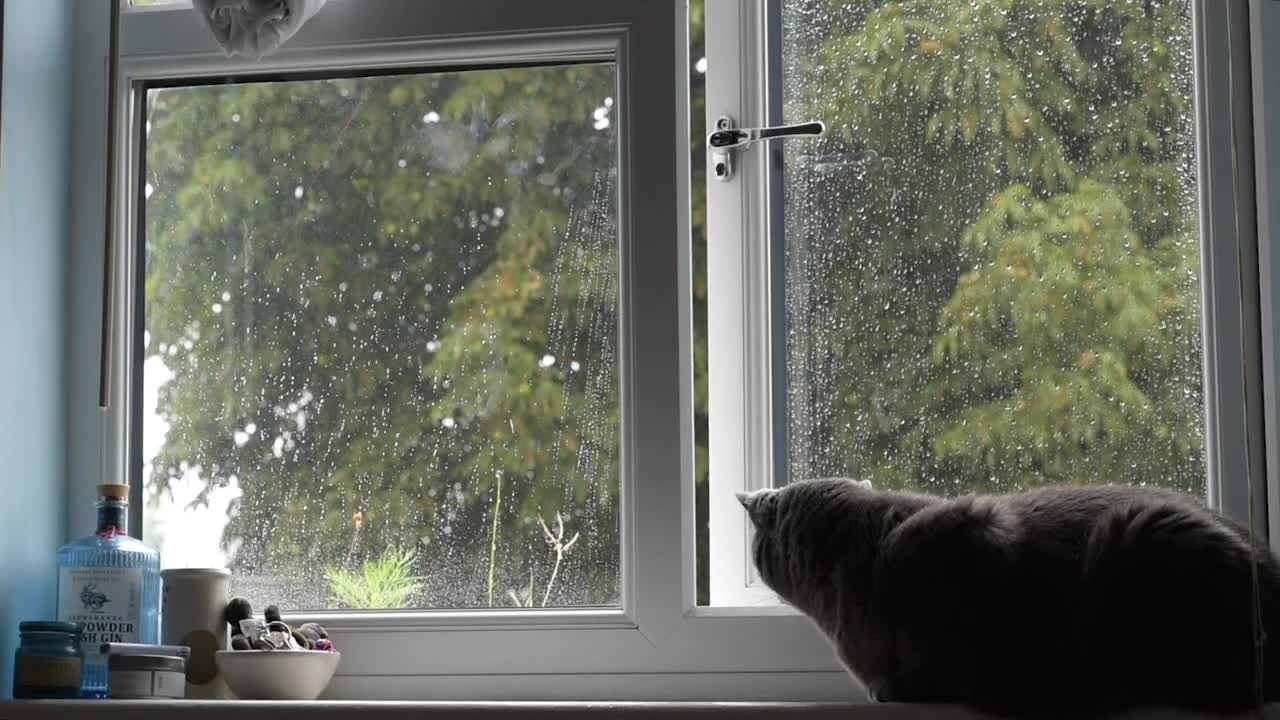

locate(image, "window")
[[84, 0, 1266, 702], [141, 65, 622, 611], [778, 0, 1207, 494], [102, 0, 851, 701], [703, 0, 1265, 606]]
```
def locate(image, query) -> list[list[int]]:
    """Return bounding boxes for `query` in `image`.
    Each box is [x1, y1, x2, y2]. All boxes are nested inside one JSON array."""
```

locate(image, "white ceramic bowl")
[[214, 650, 340, 700]]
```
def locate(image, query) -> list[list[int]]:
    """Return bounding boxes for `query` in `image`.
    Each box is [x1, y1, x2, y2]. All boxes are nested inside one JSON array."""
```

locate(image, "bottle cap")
[[96, 483, 130, 500]]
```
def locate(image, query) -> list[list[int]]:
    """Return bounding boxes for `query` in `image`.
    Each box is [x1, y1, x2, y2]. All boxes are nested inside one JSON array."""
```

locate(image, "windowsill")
[[1, 700, 1277, 719]]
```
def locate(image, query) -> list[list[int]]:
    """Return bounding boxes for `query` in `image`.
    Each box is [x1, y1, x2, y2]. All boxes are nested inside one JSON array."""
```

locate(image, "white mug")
[[160, 568, 232, 699]]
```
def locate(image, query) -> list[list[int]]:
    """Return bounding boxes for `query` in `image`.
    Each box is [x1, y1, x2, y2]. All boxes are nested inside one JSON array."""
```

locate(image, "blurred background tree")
[[145, 64, 623, 607], [782, 0, 1202, 497]]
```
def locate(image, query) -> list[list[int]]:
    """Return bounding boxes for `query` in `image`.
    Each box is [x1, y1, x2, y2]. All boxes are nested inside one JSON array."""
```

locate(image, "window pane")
[[141, 64, 621, 611], [779, 1, 1204, 496]]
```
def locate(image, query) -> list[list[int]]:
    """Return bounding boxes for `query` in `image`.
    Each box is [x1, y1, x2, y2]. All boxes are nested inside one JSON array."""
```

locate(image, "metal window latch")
[[708, 116, 825, 181]]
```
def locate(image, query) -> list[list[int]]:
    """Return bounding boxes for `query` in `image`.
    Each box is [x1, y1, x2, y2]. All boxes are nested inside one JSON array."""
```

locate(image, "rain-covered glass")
[[777, 0, 1205, 497], [141, 63, 621, 610]]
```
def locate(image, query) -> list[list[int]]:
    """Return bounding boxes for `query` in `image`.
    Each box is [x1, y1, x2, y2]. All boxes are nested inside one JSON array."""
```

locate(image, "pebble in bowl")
[[214, 650, 340, 700]]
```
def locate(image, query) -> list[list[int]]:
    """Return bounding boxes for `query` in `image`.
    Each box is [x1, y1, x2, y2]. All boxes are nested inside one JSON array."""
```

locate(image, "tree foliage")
[[146, 65, 622, 606], [783, 0, 1202, 496]]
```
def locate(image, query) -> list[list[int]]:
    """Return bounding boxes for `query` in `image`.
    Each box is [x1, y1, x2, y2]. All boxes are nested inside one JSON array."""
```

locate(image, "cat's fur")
[[738, 478, 1280, 715]]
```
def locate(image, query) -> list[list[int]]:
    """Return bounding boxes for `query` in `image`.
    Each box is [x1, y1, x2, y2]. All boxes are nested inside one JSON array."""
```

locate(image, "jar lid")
[[108, 654, 185, 673], [19, 621, 81, 636]]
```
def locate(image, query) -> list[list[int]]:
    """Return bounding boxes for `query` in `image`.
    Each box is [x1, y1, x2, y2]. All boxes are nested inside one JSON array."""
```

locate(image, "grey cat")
[[738, 477, 1280, 715]]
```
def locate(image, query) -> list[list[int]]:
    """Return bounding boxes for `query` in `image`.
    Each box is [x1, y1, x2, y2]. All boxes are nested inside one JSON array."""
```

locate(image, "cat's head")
[[736, 477, 873, 605]]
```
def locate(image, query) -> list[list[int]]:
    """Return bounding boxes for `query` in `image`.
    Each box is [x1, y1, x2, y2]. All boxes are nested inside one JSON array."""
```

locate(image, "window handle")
[[708, 116, 824, 181], [707, 120, 824, 149]]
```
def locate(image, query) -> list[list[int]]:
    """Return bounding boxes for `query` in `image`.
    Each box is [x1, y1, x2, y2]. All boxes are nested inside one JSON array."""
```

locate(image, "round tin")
[[107, 653, 186, 699]]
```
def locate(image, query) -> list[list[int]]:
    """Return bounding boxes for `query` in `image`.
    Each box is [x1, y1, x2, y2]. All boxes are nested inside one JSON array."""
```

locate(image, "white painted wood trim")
[[704, 0, 783, 608]]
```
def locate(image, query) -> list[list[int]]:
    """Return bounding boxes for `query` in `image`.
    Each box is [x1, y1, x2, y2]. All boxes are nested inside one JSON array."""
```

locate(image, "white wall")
[[0, 0, 73, 697]]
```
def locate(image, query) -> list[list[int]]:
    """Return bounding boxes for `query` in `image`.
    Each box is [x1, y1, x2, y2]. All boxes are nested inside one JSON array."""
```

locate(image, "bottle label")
[[58, 567, 145, 655]]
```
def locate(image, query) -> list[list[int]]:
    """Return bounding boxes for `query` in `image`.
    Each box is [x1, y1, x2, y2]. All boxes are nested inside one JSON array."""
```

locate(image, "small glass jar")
[[13, 621, 84, 699]]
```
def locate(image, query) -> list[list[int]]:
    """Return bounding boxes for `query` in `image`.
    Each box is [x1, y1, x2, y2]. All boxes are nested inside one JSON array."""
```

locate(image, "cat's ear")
[[735, 489, 776, 528]]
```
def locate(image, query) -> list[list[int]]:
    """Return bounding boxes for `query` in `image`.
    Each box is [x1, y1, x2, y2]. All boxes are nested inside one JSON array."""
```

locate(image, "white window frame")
[[82, 0, 856, 702], [1250, 0, 1280, 547], [706, 0, 1275, 607]]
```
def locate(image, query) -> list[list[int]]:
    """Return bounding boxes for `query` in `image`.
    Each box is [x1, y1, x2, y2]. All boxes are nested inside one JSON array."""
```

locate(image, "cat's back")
[[995, 483, 1210, 530], [958, 484, 1228, 558], [881, 484, 1217, 578], [973, 484, 1274, 712]]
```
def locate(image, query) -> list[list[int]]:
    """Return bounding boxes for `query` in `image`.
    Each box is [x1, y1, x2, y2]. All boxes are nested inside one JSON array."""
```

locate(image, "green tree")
[[784, 0, 1202, 495], [145, 64, 622, 607]]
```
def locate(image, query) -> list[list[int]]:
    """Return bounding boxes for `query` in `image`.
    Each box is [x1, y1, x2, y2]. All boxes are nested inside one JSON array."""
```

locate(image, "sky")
[[141, 351, 240, 570]]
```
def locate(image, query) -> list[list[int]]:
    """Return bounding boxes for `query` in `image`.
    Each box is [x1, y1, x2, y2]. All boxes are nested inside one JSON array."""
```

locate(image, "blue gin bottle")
[[56, 483, 161, 697]]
